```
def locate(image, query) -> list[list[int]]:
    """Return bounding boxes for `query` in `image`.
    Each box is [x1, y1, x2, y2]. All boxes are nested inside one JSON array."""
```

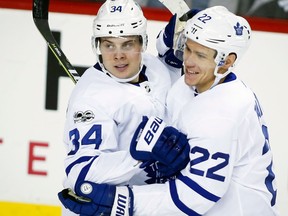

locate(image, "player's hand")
[[156, 9, 200, 67], [156, 13, 183, 68], [141, 160, 178, 184], [58, 181, 133, 216], [130, 116, 190, 176]]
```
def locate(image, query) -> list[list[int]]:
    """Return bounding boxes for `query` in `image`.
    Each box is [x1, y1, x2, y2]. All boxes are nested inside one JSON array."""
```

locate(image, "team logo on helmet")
[[234, 22, 243, 36]]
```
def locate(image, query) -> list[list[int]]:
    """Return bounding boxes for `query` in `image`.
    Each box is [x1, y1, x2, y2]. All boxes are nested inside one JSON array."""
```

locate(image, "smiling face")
[[99, 36, 143, 83], [183, 38, 218, 93]]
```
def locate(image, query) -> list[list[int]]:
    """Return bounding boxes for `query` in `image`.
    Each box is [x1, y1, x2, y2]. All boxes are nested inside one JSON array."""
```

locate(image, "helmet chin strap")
[[104, 67, 142, 83], [210, 64, 232, 89]]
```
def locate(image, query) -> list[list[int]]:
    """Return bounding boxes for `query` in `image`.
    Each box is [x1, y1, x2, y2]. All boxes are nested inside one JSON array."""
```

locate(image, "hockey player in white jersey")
[[58, 6, 278, 216], [59, 0, 190, 215]]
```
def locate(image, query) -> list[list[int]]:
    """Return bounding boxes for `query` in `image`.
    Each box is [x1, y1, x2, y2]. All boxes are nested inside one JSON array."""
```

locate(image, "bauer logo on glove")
[[130, 116, 190, 175], [132, 116, 166, 159]]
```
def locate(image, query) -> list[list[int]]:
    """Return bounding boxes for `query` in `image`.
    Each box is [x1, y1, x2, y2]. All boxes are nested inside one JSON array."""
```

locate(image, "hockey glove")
[[130, 116, 190, 176], [156, 9, 200, 67], [58, 181, 133, 216], [141, 160, 177, 184]]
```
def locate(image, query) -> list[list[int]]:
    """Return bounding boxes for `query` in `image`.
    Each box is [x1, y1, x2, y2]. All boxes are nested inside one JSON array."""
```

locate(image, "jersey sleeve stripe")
[[65, 156, 94, 176], [76, 156, 99, 184], [178, 173, 220, 202], [169, 180, 201, 216]]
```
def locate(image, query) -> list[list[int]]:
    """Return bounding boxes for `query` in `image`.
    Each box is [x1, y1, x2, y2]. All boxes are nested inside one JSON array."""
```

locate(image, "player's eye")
[[184, 44, 191, 53], [105, 43, 115, 50], [197, 53, 206, 59], [121, 40, 136, 51], [101, 41, 116, 52]]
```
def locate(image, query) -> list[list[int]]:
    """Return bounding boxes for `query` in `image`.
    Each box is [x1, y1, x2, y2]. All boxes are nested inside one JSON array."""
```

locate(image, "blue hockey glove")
[[58, 181, 134, 216], [163, 9, 200, 48], [141, 160, 178, 184], [130, 116, 190, 176], [157, 13, 183, 68], [156, 9, 200, 67], [162, 13, 177, 49]]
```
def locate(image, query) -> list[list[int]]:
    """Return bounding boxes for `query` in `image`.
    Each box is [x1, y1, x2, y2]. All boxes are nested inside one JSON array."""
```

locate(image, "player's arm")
[[63, 102, 143, 189], [58, 116, 192, 215], [60, 106, 197, 215], [126, 122, 234, 215], [61, 115, 234, 215], [64, 104, 189, 188], [129, 116, 190, 177]]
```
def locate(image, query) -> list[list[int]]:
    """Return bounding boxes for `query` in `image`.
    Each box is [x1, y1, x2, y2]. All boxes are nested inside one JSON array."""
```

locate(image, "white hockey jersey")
[[132, 73, 278, 215], [62, 53, 171, 191]]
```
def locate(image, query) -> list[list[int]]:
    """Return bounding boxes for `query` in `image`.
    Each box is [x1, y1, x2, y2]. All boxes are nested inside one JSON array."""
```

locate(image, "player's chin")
[[184, 73, 198, 86]]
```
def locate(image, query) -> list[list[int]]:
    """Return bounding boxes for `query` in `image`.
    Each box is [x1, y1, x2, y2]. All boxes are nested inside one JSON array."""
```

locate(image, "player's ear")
[[217, 53, 236, 75], [219, 53, 236, 72], [225, 53, 236, 68]]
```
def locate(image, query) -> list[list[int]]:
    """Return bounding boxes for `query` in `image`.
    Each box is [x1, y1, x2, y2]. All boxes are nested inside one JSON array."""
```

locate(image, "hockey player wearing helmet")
[[58, 6, 278, 216], [91, 0, 148, 82], [58, 0, 191, 215]]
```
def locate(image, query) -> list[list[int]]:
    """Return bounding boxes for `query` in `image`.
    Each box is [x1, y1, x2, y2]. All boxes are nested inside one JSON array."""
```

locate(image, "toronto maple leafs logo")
[[142, 160, 177, 184], [234, 22, 243, 36]]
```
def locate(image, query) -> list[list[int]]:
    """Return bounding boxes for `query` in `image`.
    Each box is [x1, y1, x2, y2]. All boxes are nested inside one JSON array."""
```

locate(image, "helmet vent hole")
[[120, 30, 123, 33], [109, 31, 112, 34]]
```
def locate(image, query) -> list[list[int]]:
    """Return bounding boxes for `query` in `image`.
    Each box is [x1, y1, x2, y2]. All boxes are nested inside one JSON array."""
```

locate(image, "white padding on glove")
[[111, 186, 133, 216], [156, 30, 170, 56], [135, 116, 166, 153]]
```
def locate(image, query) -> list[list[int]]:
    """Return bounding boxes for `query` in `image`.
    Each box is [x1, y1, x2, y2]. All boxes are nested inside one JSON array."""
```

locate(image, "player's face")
[[99, 36, 142, 82], [183, 39, 217, 93]]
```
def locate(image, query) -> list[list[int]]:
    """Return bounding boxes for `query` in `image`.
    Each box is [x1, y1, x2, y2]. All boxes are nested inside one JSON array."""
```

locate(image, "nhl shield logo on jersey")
[[73, 110, 95, 123]]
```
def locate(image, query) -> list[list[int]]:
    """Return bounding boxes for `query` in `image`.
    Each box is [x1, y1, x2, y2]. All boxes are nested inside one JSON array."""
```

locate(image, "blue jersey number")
[[68, 124, 102, 155], [189, 146, 229, 182]]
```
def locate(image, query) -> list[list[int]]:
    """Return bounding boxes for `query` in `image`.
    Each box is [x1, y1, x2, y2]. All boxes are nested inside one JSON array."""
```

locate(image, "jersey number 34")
[[68, 124, 102, 155]]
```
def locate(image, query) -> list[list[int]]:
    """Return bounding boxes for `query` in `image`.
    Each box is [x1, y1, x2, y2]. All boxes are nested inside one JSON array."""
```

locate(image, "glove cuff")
[[111, 186, 134, 216], [130, 116, 166, 161]]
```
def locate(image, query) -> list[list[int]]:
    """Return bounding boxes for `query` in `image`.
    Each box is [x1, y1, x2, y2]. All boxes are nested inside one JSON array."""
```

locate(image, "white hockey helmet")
[[92, 0, 148, 54], [184, 6, 252, 69]]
